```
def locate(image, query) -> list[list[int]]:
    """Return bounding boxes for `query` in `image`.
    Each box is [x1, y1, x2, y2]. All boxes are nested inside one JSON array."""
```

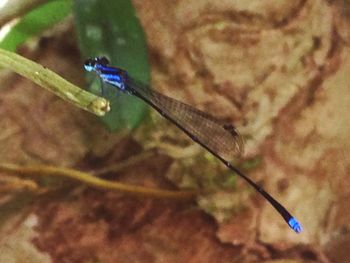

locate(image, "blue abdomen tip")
[[288, 217, 302, 233]]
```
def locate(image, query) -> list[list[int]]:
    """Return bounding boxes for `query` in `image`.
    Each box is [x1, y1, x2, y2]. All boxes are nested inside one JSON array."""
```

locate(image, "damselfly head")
[[84, 57, 110, 72], [98, 57, 110, 66], [84, 58, 96, 72]]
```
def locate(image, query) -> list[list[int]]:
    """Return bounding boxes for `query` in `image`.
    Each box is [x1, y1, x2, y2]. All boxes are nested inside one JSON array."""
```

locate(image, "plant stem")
[[0, 48, 110, 116], [0, 163, 196, 200]]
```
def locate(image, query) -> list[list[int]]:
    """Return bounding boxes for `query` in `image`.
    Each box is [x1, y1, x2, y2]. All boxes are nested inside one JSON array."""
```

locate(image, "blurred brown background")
[[0, 0, 349, 262]]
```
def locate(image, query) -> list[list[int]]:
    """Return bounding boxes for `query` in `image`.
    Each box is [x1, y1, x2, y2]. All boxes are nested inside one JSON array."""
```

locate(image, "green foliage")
[[73, 0, 150, 131], [0, 0, 72, 51]]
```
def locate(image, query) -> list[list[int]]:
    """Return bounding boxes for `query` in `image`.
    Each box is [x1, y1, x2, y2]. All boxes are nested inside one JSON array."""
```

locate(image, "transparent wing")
[[126, 78, 244, 161]]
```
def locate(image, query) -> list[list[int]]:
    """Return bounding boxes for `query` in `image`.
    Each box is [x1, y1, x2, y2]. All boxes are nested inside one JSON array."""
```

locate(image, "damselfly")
[[84, 56, 302, 233]]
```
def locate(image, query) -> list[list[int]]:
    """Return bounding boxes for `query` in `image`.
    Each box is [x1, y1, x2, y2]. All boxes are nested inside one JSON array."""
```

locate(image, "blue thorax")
[[95, 64, 127, 91]]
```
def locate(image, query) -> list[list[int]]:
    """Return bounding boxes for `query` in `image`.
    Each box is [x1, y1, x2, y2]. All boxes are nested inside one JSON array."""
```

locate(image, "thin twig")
[[0, 163, 196, 200], [0, 174, 38, 192]]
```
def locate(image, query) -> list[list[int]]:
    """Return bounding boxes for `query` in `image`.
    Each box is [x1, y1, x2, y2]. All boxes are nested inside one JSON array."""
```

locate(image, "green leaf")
[[73, 0, 150, 131], [0, 0, 72, 52]]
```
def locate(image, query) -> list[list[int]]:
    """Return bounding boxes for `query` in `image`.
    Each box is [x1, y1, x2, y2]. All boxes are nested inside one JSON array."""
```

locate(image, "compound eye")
[[84, 58, 96, 72], [99, 56, 110, 66], [84, 58, 95, 66]]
